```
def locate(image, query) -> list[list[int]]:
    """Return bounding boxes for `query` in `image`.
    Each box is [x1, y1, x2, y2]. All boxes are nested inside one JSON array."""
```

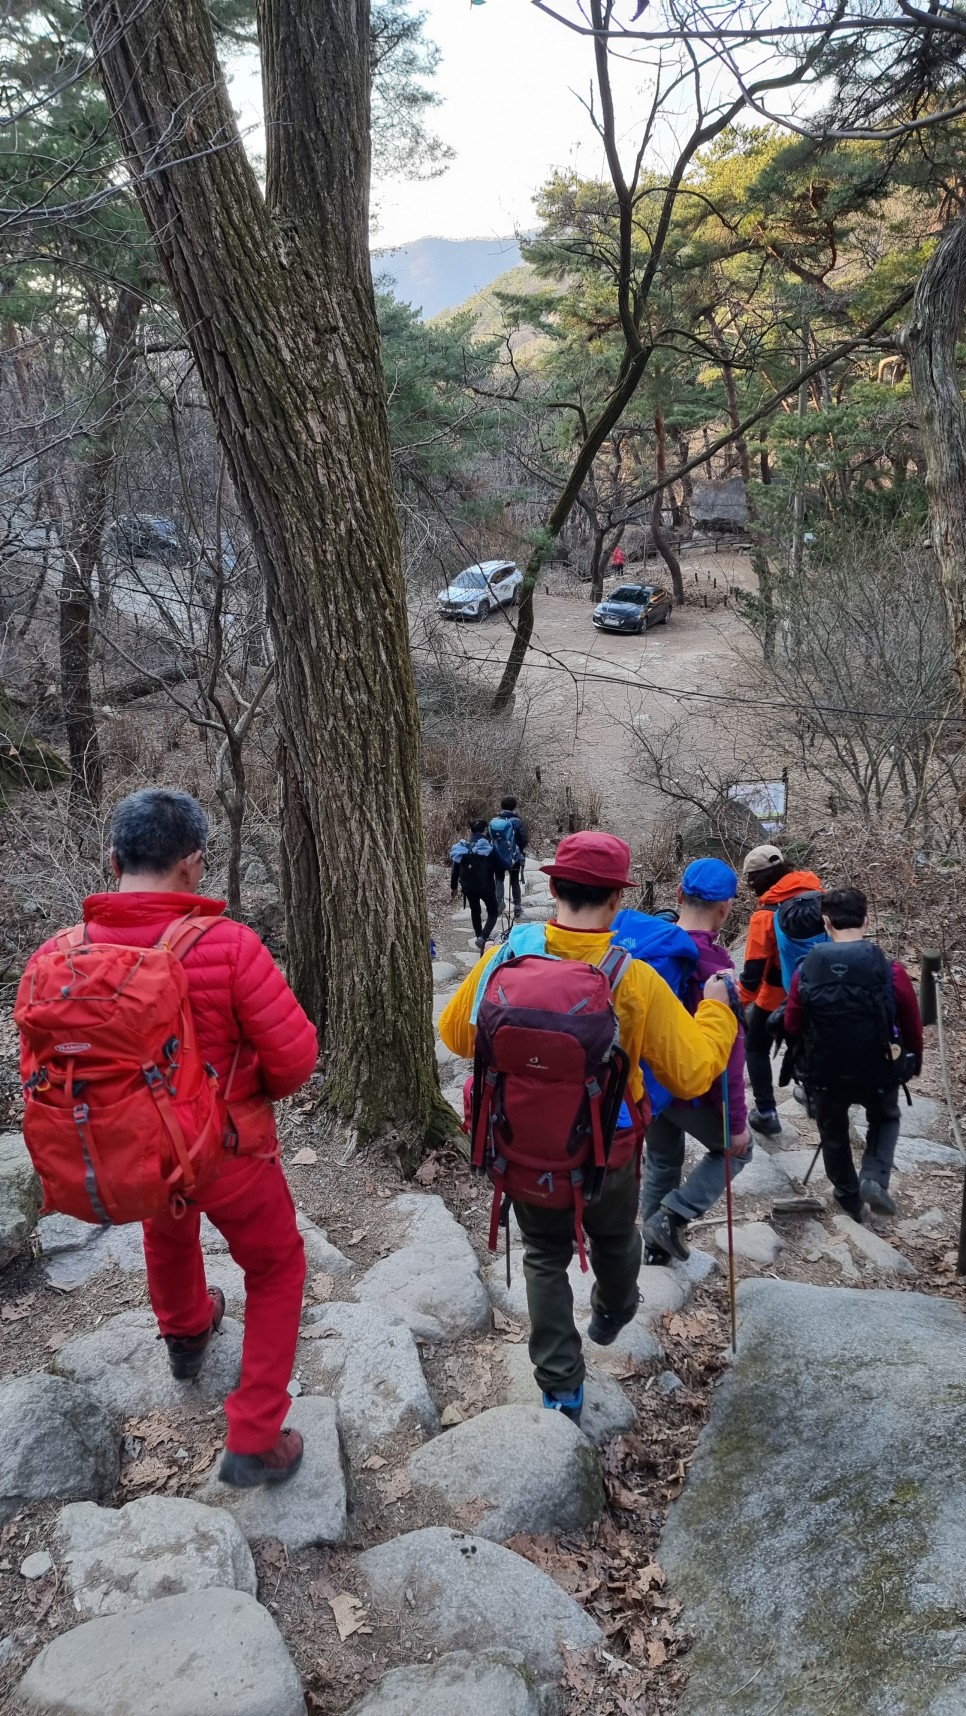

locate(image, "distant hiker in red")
[[611, 546, 626, 571], [19, 790, 317, 1488]]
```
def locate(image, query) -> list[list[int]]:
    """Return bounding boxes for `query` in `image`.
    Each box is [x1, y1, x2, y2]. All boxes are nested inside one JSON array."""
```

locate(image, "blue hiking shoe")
[[542, 1385, 584, 1425]]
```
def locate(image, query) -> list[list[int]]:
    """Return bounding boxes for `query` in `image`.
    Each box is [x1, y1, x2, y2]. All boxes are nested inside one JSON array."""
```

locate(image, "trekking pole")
[[722, 1066, 738, 1356]]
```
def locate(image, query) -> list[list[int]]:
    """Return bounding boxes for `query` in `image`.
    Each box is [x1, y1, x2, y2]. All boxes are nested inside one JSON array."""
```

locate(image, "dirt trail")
[[423, 545, 758, 841]]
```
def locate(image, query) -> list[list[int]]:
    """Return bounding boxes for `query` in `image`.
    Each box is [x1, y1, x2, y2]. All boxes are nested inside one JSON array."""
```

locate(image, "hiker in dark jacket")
[[784, 887, 924, 1220], [738, 844, 824, 1138], [450, 820, 500, 950], [491, 795, 528, 919], [641, 859, 751, 1262]]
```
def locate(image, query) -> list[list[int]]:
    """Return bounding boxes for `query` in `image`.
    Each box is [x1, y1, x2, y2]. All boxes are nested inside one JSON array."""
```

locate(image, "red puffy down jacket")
[[27, 892, 318, 1117]]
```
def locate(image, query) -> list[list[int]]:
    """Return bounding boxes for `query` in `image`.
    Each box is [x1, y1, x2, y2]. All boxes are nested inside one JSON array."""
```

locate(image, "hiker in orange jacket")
[[737, 843, 823, 1137]]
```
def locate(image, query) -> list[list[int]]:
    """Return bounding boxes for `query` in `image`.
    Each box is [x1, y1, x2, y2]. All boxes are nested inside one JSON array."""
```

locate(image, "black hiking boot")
[[164, 1287, 225, 1380], [542, 1384, 583, 1426], [642, 1208, 690, 1263], [219, 1428, 305, 1489], [749, 1108, 782, 1138], [860, 1175, 897, 1216], [587, 1304, 637, 1346]]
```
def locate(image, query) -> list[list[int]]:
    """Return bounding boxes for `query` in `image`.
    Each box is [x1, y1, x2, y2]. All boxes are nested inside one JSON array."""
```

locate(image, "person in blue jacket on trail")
[[619, 859, 751, 1264], [490, 795, 528, 920]]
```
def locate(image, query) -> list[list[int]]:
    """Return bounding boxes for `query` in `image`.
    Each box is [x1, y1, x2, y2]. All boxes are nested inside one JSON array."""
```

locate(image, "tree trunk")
[[671, 430, 693, 538], [650, 409, 683, 601], [589, 525, 608, 605], [900, 219, 966, 804], [59, 286, 143, 824], [707, 310, 776, 659], [85, 0, 450, 1160], [492, 350, 649, 711]]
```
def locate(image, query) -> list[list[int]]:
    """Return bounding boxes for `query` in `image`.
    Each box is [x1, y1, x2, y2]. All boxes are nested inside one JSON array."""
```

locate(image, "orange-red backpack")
[[14, 914, 228, 1225]]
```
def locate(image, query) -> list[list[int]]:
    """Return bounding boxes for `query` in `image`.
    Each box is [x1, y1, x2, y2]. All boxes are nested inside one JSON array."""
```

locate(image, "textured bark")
[[900, 219, 966, 801], [84, 0, 449, 1156], [492, 352, 649, 711], [707, 310, 775, 659], [60, 286, 143, 821], [650, 408, 683, 601]]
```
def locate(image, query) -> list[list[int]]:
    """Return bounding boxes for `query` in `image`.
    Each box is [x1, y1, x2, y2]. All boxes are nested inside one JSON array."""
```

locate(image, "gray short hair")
[[110, 789, 208, 876]]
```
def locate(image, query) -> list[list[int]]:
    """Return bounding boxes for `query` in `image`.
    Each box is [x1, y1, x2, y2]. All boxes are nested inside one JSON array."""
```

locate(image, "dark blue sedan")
[[593, 583, 673, 634]]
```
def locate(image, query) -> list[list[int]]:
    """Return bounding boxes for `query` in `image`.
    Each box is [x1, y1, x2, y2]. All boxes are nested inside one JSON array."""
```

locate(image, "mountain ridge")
[[372, 233, 524, 319]]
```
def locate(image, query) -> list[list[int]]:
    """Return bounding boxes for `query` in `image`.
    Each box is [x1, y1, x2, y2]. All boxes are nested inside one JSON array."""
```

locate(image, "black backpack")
[[797, 940, 904, 1094], [459, 837, 494, 896]]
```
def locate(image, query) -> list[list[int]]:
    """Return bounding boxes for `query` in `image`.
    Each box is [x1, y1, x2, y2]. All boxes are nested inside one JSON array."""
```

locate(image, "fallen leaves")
[[45, 1331, 69, 1352], [328, 1593, 371, 1641], [345, 1229, 366, 1247], [119, 1410, 220, 1497], [491, 1307, 526, 1342], [440, 1403, 465, 1427], [2, 1293, 36, 1323], [290, 1147, 318, 1166], [377, 1467, 412, 1503], [309, 1272, 334, 1302]]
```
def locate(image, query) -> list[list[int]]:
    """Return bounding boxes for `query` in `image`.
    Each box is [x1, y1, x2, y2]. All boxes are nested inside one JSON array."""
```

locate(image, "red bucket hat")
[[541, 832, 633, 889]]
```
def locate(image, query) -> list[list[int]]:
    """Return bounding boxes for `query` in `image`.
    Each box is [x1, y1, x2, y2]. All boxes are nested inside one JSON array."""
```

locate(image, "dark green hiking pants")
[[512, 1159, 642, 1395]]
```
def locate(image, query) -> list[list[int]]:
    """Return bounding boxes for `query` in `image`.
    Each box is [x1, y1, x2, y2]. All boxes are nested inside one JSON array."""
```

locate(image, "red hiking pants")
[[142, 1154, 306, 1454]]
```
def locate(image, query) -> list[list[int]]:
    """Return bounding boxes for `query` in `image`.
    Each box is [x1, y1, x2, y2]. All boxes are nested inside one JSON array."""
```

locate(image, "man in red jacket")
[[784, 887, 924, 1220], [31, 790, 318, 1487]]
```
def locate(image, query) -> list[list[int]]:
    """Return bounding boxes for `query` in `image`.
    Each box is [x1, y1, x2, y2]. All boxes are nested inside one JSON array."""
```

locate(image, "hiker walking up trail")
[[783, 887, 923, 1221], [628, 860, 751, 1265], [16, 790, 318, 1488], [490, 795, 528, 920], [438, 833, 737, 1426], [450, 820, 500, 950], [738, 844, 823, 1137], [611, 545, 626, 572]]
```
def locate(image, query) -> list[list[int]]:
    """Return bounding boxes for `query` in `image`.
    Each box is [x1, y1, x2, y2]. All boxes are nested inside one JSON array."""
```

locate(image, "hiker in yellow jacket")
[[438, 832, 736, 1425]]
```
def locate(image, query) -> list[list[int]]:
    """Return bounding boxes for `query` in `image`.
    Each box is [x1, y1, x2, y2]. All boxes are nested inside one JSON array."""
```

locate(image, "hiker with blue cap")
[[638, 858, 751, 1264]]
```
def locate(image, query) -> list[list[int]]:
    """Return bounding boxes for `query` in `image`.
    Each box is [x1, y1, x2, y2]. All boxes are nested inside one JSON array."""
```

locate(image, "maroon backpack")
[[467, 948, 635, 1269]]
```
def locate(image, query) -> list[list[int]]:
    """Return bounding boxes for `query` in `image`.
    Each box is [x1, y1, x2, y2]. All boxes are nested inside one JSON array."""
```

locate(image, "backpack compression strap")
[[597, 943, 632, 990]]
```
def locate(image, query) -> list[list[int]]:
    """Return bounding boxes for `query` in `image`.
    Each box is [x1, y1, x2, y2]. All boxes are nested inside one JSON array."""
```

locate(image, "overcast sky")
[[228, 1, 649, 249]]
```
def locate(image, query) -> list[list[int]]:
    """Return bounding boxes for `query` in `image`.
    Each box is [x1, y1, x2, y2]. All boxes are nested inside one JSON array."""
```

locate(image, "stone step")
[[347, 1651, 545, 1716], [660, 1279, 966, 1713], [353, 1193, 490, 1342], [12, 1588, 304, 1716], [298, 1301, 438, 1460], [53, 1495, 256, 1619], [408, 1403, 604, 1540], [0, 1375, 119, 1524], [52, 1310, 244, 1419], [501, 1340, 635, 1446], [196, 1395, 346, 1548], [358, 1527, 601, 1680]]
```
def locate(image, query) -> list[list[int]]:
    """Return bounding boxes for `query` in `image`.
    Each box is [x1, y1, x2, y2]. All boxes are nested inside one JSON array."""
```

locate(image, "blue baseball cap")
[[681, 858, 739, 902]]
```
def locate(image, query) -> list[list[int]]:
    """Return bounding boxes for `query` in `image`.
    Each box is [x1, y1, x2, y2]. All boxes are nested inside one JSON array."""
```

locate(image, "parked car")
[[593, 582, 672, 634], [436, 560, 522, 621], [109, 515, 187, 568]]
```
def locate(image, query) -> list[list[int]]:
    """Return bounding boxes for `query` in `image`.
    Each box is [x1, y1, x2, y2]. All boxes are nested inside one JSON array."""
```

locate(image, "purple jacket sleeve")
[[692, 935, 748, 1133]]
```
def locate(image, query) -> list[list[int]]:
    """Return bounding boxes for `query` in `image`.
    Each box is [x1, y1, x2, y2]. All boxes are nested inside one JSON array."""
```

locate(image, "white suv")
[[436, 560, 522, 621]]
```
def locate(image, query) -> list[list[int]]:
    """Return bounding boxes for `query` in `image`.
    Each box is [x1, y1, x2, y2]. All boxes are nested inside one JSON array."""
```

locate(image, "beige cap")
[[741, 843, 784, 880]]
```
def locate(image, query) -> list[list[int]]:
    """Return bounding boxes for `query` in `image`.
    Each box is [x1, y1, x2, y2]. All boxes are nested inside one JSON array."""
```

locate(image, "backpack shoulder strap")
[[469, 924, 552, 1025], [158, 912, 220, 963], [55, 924, 88, 954], [598, 943, 632, 992]]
